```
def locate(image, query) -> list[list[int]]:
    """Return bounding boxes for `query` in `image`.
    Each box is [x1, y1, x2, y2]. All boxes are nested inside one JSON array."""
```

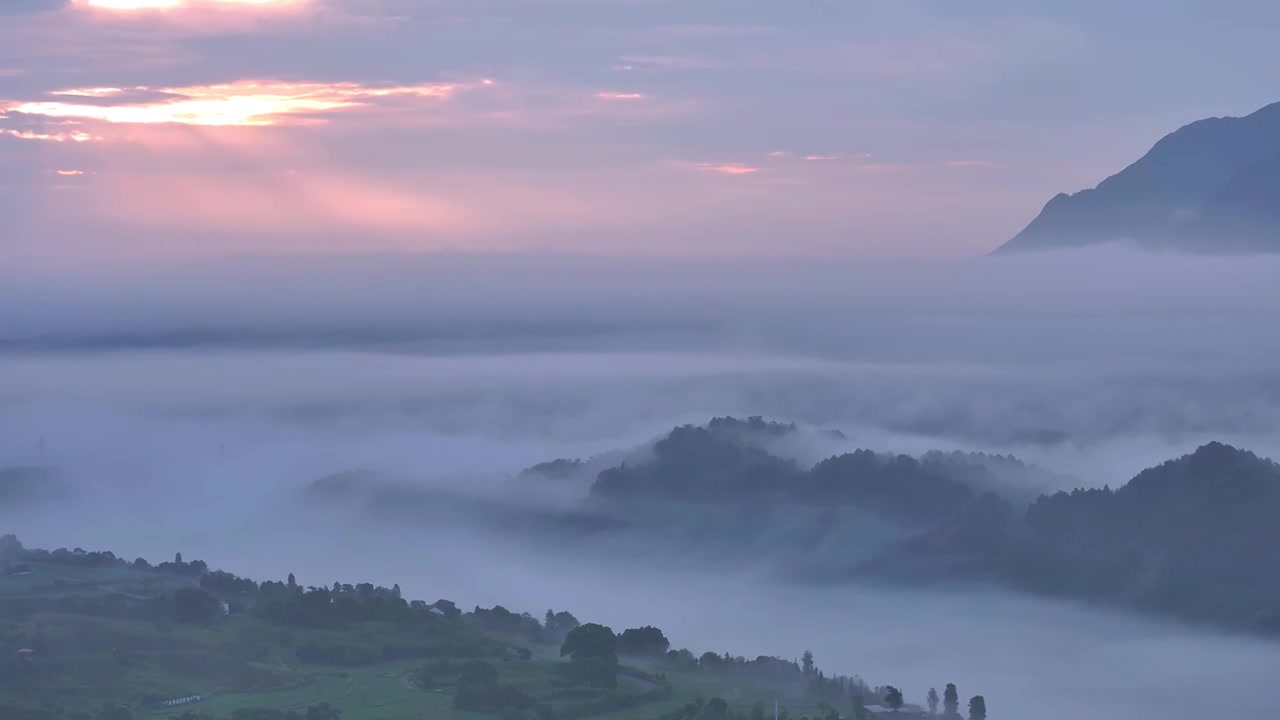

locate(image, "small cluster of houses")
[[158, 695, 202, 708]]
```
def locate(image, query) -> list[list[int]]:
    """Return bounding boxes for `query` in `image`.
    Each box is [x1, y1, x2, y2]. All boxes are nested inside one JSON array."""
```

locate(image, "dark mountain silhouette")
[[993, 101, 1280, 253]]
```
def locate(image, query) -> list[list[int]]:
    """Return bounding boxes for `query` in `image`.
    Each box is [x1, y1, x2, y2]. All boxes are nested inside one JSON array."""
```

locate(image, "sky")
[[1, 0, 1279, 265]]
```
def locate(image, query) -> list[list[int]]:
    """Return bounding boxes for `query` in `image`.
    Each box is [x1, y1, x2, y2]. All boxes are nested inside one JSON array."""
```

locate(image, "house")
[[863, 704, 928, 718], [429, 606, 446, 616]]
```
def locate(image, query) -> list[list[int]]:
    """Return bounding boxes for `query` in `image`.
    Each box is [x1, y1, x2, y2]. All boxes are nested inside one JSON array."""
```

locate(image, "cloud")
[[72, 0, 308, 11], [0, 0, 69, 16], [612, 55, 735, 72], [4, 79, 468, 128], [594, 92, 646, 101], [0, 127, 95, 142], [692, 162, 759, 176]]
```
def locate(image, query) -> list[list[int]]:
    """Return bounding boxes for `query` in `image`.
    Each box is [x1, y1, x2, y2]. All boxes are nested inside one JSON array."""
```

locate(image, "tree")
[[851, 688, 867, 720], [433, 599, 460, 618], [173, 588, 221, 624], [943, 684, 959, 717], [704, 698, 729, 720], [460, 660, 499, 686], [927, 688, 940, 715], [561, 623, 616, 659], [884, 687, 904, 711], [174, 552, 183, 564], [560, 623, 618, 689], [287, 573, 297, 589], [967, 696, 986, 720], [801, 650, 815, 676], [616, 626, 671, 657]]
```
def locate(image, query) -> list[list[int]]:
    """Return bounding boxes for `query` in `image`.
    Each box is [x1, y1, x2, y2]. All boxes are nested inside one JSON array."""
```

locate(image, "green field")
[[143, 661, 465, 720], [0, 562, 193, 600], [1, 548, 853, 720]]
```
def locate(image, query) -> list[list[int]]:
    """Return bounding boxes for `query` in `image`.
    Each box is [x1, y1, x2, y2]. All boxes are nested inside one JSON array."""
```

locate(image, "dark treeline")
[[1, 534, 989, 720], [1011, 441, 1280, 630], [590, 417, 1016, 528]]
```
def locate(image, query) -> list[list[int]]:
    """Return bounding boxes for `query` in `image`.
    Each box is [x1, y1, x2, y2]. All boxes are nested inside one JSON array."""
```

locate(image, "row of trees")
[[915, 683, 985, 720]]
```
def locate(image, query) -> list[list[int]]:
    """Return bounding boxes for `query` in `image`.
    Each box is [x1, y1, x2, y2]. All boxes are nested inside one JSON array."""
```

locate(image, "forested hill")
[[0, 535, 989, 720], [585, 417, 1051, 522], [296, 417, 1280, 635], [1012, 442, 1280, 629], [543, 421, 1280, 633]]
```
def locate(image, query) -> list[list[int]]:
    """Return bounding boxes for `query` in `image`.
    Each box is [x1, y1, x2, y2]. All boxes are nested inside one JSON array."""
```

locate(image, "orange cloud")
[[694, 162, 759, 176], [75, 0, 307, 10], [0, 128, 96, 142], [5, 80, 468, 128]]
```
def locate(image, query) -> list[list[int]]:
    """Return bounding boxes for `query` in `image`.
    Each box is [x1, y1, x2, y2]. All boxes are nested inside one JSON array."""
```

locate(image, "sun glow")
[[6, 80, 464, 128], [77, 0, 304, 9]]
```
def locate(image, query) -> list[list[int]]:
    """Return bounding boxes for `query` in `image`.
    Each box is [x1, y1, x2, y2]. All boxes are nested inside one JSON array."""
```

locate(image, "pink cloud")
[[693, 162, 759, 176], [594, 92, 647, 101]]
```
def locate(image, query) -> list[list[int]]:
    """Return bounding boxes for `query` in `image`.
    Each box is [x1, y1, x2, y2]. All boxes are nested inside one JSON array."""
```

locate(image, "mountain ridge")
[[993, 101, 1280, 253]]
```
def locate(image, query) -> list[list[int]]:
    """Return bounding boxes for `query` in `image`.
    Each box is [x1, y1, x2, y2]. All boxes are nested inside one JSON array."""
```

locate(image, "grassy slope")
[[3, 564, 814, 720]]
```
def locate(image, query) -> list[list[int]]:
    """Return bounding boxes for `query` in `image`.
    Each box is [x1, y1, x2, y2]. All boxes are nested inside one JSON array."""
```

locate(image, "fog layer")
[[4, 247, 1280, 720]]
